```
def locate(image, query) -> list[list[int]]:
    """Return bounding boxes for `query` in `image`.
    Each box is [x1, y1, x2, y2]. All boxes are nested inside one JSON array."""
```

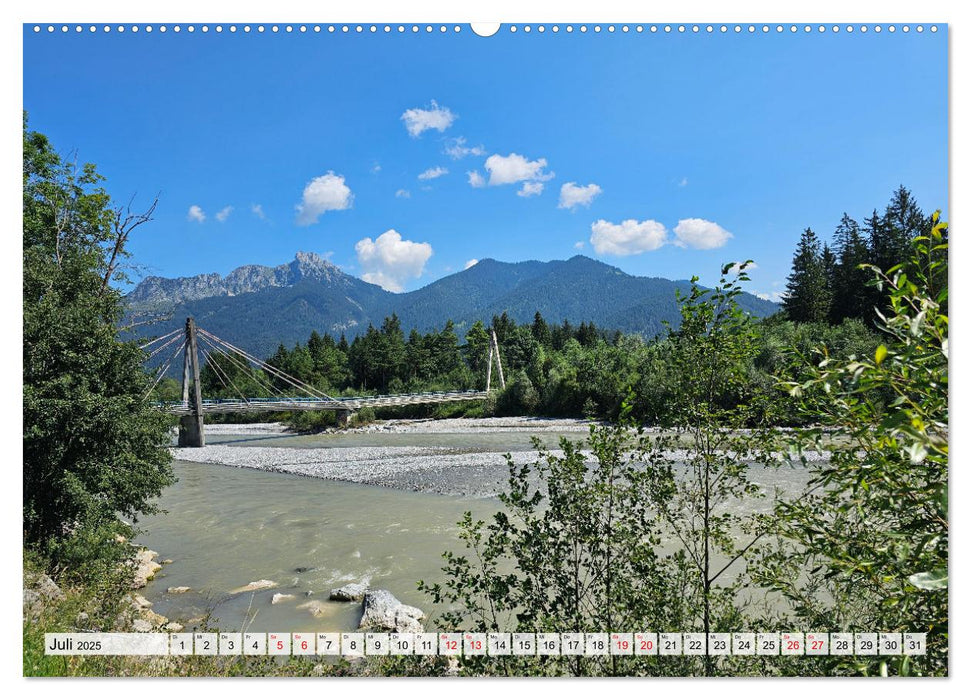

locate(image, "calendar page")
[[20, 1, 949, 682]]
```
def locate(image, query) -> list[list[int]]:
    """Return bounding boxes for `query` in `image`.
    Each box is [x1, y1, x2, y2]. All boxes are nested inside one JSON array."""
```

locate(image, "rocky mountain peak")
[[290, 251, 340, 281], [127, 251, 347, 307]]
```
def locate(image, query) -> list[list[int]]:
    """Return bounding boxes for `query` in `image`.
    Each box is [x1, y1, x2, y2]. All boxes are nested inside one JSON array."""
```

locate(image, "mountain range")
[[126, 252, 779, 358]]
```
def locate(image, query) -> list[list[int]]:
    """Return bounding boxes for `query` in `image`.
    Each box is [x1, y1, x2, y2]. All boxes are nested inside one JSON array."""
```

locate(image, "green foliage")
[[351, 406, 377, 426], [421, 265, 794, 677], [419, 419, 691, 676], [640, 263, 784, 675], [22, 118, 175, 569], [286, 410, 338, 432], [757, 215, 949, 676]]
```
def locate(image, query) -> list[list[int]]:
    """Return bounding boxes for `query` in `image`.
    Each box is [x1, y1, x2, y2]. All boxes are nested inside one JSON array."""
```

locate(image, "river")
[[134, 419, 811, 633]]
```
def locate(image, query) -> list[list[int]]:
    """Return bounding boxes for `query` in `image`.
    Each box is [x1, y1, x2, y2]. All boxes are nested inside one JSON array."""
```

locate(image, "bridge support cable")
[[196, 330, 327, 402], [196, 334, 284, 402], [197, 328, 336, 402], [196, 328, 337, 402], [143, 338, 187, 399], [138, 327, 182, 352], [199, 346, 252, 407], [144, 331, 185, 361], [196, 335, 267, 399]]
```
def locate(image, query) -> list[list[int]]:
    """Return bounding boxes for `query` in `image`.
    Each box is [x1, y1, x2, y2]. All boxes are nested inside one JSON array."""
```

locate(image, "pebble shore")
[[170, 418, 824, 499]]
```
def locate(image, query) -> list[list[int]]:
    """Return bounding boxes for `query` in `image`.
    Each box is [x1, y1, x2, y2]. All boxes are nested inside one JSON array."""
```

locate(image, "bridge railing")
[[156, 389, 489, 412]]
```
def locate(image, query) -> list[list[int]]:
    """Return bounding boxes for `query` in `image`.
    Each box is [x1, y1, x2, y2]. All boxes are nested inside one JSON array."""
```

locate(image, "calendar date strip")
[[45, 631, 927, 657]]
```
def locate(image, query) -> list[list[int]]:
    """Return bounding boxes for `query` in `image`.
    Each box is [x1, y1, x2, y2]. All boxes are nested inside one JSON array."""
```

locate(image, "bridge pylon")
[[177, 317, 206, 447], [485, 329, 505, 392]]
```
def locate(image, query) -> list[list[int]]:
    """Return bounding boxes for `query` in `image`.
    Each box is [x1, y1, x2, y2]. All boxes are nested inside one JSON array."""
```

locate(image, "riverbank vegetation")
[[421, 215, 948, 677], [23, 118, 175, 579]]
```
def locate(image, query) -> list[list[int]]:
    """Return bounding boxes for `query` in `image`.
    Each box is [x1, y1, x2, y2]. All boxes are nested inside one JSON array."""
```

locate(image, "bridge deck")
[[161, 390, 492, 415]]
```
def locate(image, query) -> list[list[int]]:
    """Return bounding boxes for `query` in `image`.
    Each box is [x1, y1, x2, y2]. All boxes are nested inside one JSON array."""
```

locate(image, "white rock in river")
[[271, 593, 295, 605], [167, 586, 191, 594], [358, 589, 425, 634], [131, 548, 162, 589], [229, 579, 278, 594], [329, 582, 368, 602], [142, 610, 168, 627]]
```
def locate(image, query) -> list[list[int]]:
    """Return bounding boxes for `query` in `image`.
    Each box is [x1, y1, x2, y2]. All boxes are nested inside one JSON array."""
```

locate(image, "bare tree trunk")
[[101, 194, 158, 292]]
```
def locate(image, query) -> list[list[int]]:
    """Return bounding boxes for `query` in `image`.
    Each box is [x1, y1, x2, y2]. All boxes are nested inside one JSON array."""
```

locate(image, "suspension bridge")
[[142, 318, 505, 447]]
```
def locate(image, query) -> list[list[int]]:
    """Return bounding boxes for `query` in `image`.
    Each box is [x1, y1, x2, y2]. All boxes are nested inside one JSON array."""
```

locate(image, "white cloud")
[[444, 136, 486, 160], [215, 205, 233, 223], [395, 189, 411, 199], [355, 229, 433, 293], [673, 218, 733, 249], [418, 166, 448, 181], [467, 170, 486, 188], [187, 205, 206, 223], [484, 153, 554, 186], [295, 172, 353, 226], [464, 259, 478, 269], [679, 177, 689, 187], [574, 241, 585, 249], [590, 219, 669, 256], [371, 163, 382, 174], [517, 182, 544, 198], [558, 182, 602, 210], [250, 203, 266, 220], [400, 100, 456, 137], [727, 261, 758, 275], [756, 290, 784, 303]]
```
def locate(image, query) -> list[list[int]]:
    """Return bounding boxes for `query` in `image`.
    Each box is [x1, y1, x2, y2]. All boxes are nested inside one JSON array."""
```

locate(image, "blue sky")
[[22, 24, 947, 299]]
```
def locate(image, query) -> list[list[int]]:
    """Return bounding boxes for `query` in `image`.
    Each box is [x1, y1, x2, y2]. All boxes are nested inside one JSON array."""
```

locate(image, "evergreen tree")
[[307, 330, 324, 361], [348, 326, 379, 390], [492, 312, 516, 344], [375, 314, 406, 390], [782, 228, 830, 323], [551, 319, 574, 350], [830, 213, 872, 323], [404, 329, 424, 383], [433, 320, 463, 376], [881, 185, 928, 271], [577, 321, 599, 347], [820, 243, 837, 321], [464, 321, 491, 377], [531, 311, 551, 347], [286, 343, 314, 384]]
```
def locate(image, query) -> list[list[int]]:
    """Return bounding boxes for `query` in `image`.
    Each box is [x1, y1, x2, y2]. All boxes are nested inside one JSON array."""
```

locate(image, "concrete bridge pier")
[[336, 409, 356, 429], [177, 317, 206, 447], [178, 414, 205, 447]]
